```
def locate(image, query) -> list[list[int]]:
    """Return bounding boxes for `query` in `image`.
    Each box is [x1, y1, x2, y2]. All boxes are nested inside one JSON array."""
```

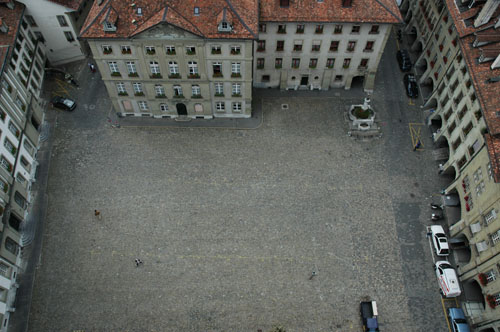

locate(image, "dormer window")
[[219, 21, 232, 32], [137, 7, 142, 16], [103, 21, 116, 32], [194, 7, 200, 16]]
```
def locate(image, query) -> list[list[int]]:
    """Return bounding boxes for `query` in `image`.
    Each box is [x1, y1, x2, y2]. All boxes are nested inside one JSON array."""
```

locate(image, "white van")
[[435, 261, 461, 297]]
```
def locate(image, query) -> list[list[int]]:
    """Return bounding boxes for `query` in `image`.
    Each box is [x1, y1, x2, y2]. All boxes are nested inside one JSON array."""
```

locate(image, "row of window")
[[130, 101, 243, 113], [258, 23, 379, 35], [260, 74, 347, 83], [256, 57, 368, 70], [257, 40, 375, 53], [107, 61, 242, 78], [102, 44, 243, 56], [116, 82, 242, 97]]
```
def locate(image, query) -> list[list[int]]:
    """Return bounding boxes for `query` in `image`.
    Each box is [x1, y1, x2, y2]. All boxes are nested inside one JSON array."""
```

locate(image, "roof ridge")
[[373, 0, 403, 24], [79, 0, 112, 37], [224, 0, 257, 39], [167, 4, 205, 37]]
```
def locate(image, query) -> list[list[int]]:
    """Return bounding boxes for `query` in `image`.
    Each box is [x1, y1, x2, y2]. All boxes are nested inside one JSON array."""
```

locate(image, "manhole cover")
[[281, 104, 289, 110]]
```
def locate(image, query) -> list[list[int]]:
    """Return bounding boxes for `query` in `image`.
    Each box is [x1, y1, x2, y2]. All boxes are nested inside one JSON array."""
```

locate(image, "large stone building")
[[80, 0, 258, 119], [16, 0, 94, 65], [400, 0, 500, 330], [254, 0, 402, 92], [0, 1, 46, 330]]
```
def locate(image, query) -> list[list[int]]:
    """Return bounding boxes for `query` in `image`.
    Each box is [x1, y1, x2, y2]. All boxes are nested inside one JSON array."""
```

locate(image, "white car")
[[435, 261, 461, 297], [431, 225, 450, 256]]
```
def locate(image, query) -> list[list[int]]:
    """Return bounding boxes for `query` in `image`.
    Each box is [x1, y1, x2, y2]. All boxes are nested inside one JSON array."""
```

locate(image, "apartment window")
[[215, 82, 224, 95], [232, 102, 242, 112], [296, 24, 305, 33], [15, 97, 25, 111], [486, 270, 497, 283], [194, 6, 200, 15], [165, 46, 176, 55], [5, 237, 18, 254], [275, 58, 283, 69], [485, 209, 498, 225], [491, 230, 500, 245], [280, 0, 289, 7], [121, 46, 131, 54], [126, 62, 137, 75], [145, 46, 156, 55], [474, 167, 483, 183], [216, 102, 225, 111], [133, 83, 143, 95], [232, 83, 241, 96], [160, 104, 168, 112], [192, 85, 201, 97], [211, 45, 221, 54], [213, 62, 222, 76], [311, 41, 321, 52], [4, 139, 15, 156], [188, 61, 198, 75], [23, 140, 34, 155], [364, 41, 374, 51], [326, 58, 335, 68], [186, 46, 196, 55], [291, 58, 300, 68], [488, 163, 494, 180], [8, 122, 19, 137], [155, 84, 165, 97], [108, 61, 119, 73], [476, 181, 485, 197], [315, 25, 324, 34], [173, 85, 183, 96], [138, 101, 149, 111], [293, 40, 303, 52], [309, 58, 318, 68], [257, 40, 266, 51], [116, 82, 126, 94], [0, 262, 8, 277], [169, 61, 179, 74], [276, 40, 284, 52], [219, 21, 231, 32], [19, 157, 30, 172], [351, 25, 361, 33], [34, 31, 45, 43], [25, 15, 37, 27], [149, 61, 160, 74], [330, 41, 339, 52], [369, 25, 379, 34], [335, 75, 343, 82], [277, 25, 286, 34], [230, 46, 241, 55], [64, 31, 74, 42], [259, 24, 266, 32], [137, 7, 143, 16], [347, 41, 356, 52], [262, 75, 270, 82], [57, 15, 68, 27], [343, 58, 351, 68], [0, 156, 12, 173], [257, 58, 265, 69], [334, 25, 343, 34], [359, 58, 369, 68], [231, 62, 241, 76]]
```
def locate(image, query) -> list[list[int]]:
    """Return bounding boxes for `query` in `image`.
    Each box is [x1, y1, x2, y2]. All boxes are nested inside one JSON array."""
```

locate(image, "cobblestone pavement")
[[26, 36, 450, 332]]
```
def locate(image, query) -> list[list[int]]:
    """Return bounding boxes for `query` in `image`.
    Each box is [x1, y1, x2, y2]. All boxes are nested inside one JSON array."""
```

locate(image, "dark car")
[[397, 49, 412, 72], [51, 96, 76, 111], [404, 74, 419, 98]]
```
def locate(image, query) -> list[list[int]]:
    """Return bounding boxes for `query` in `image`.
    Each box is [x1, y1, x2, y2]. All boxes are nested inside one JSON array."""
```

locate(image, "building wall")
[[89, 25, 253, 119], [253, 22, 391, 92]]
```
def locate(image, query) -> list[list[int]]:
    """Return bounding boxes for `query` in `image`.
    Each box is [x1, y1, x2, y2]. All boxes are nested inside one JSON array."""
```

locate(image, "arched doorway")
[[176, 103, 187, 116]]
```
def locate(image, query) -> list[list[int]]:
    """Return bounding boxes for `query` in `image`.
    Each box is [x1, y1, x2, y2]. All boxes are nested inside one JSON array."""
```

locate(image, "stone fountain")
[[346, 97, 381, 139]]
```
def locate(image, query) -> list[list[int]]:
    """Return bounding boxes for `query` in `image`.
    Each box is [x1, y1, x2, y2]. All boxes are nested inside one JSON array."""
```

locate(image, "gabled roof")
[[80, 0, 258, 40], [99, 5, 118, 25], [47, 0, 85, 11], [259, 0, 402, 24]]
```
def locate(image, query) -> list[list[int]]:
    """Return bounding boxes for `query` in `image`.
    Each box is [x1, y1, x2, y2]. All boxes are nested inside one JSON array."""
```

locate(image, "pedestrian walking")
[[94, 209, 101, 220], [413, 140, 422, 151], [135, 258, 143, 267], [90, 64, 96, 73]]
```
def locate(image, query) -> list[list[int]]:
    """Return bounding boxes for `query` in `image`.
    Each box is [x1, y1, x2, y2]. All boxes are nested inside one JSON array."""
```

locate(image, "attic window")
[[194, 7, 200, 16], [103, 21, 116, 32], [137, 7, 142, 16], [280, 0, 289, 7], [219, 21, 232, 32]]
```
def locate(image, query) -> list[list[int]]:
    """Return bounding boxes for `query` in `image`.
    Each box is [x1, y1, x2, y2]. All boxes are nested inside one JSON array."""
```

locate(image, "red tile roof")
[[80, 0, 259, 40], [486, 134, 500, 183], [259, 0, 402, 23], [47, 0, 85, 11], [0, 1, 24, 73]]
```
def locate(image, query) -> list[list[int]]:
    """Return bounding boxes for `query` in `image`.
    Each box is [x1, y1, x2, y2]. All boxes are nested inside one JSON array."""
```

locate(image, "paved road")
[[22, 34, 450, 332]]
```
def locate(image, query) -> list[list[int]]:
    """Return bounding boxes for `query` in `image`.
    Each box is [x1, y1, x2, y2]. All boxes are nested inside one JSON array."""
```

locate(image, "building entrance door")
[[300, 76, 309, 86], [176, 103, 187, 116]]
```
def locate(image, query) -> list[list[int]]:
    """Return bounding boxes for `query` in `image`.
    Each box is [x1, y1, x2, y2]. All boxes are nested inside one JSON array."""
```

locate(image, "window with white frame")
[[64, 31, 74, 42], [145, 46, 156, 54], [0, 156, 12, 172], [16, 172, 26, 185], [23, 139, 33, 155], [15, 97, 25, 110], [126, 61, 136, 74], [486, 270, 497, 283], [232, 102, 242, 112], [150, 61, 160, 74], [231, 62, 241, 74], [491, 230, 500, 245], [232, 83, 241, 96], [215, 82, 223, 95], [160, 104, 168, 112], [192, 85, 201, 96], [133, 83, 143, 94], [216, 102, 225, 112], [121, 45, 131, 54], [213, 62, 222, 76], [8, 121, 19, 137], [4, 139, 14, 155], [474, 167, 483, 183], [211, 45, 221, 54], [0, 262, 9, 277], [488, 163, 494, 180], [169, 61, 179, 74], [476, 181, 485, 197], [188, 61, 198, 75], [138, 101, 148, 111], [103, 21, 115, 31], [485, 209, 498, 225], [155, 84, 165, 97], [108, 61, 119, 73], [186, 46, 196, 55], [173, 85, 183, 96], [116, 82, 126, 93], [102, 45, 113, 54], [165, 46, 176, 55], [231, 45, 241, 54]]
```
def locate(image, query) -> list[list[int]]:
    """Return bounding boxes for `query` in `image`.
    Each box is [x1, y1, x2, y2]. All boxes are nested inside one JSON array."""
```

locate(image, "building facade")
[[401, 0, 500, 330], [254, 0, 401, 92], [16, 0, 94, 65], [80, 0, 258, 119], [0, 1, 46, 330]]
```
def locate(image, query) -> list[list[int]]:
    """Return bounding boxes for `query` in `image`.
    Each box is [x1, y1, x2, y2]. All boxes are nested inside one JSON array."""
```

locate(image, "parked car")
[[396, 49, 412, 72], [51, 96, 76, 111], [448, 308, 471, 332], [360, 300, 379, 332], [435, 261, 461, 297], [430, 225, 450, 256], [403, 74, 419, 98]]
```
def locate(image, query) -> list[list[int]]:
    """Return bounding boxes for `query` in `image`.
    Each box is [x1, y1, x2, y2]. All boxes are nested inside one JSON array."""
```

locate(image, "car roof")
[[448, 308, 466, 319], [431, 225, 445, 233]]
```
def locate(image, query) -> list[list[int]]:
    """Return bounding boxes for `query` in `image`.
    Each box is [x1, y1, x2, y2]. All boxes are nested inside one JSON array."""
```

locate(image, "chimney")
[[342, 0, 353, 7], [0, 18, 8, 33]]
